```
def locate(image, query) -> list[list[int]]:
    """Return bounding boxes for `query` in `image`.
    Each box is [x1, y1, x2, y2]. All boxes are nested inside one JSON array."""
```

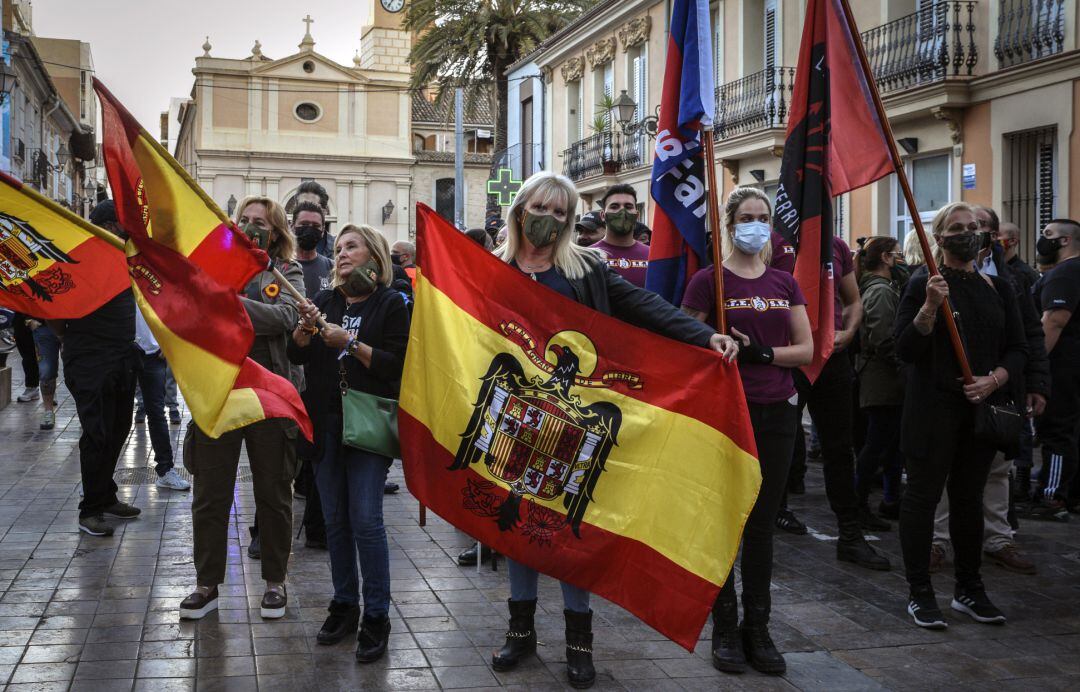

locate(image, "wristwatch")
[[346, 339, 361, 358]]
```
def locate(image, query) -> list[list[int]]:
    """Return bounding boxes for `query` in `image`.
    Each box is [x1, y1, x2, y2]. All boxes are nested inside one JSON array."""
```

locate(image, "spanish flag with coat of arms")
[[401, 205, 761, 650], [95, 78, 311, 441]]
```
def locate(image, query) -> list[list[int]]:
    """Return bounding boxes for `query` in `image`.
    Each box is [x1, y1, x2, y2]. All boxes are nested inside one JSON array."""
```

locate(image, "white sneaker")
[[17, 387, 39, 402], [156, 469, 191, 491]]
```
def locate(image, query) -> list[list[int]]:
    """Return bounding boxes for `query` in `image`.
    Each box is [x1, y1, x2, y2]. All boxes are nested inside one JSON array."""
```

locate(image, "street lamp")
[[55, 144, 69, 169], [613, 90, 638, 128], [0, 61, 17, 105], [382, 199, 395, 224]]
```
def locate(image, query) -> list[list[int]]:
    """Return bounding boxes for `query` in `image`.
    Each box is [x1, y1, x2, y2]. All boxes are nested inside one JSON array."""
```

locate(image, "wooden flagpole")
[[702, 128, 727, 334], [836, 0, 974, 384]]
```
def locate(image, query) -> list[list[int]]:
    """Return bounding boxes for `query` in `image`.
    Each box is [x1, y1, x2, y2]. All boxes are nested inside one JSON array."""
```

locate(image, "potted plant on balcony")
[[590, 93, 619, 175]]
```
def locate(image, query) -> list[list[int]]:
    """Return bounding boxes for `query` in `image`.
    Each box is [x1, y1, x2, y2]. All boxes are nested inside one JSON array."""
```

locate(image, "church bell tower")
[[358, 0, 410, 74]]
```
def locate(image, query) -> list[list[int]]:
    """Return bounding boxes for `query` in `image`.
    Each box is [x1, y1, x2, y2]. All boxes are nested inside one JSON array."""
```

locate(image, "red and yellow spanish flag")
[[0, 172, 128, 319], [401, 205, 761, 650], [96, 78, 311, 441]]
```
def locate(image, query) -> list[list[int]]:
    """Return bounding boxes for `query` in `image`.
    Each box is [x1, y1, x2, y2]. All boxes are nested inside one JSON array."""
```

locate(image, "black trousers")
[[1036, 364, 1080, 502], [899, 394, 995, 593], [720, 400, 798, 607], [65, 356, 137, 518], [790, 351, 861, 529], [13, 314, 39, 388], [299, 458, 326, 541]]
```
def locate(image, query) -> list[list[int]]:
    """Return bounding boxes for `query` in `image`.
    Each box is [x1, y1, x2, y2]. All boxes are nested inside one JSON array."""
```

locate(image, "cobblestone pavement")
[[1, 370, 1079, 691]]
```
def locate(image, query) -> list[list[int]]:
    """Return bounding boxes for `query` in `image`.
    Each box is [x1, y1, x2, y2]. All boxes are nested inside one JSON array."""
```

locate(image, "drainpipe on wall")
[[41, 96, 59, 195], [538, 72, 545, 173]]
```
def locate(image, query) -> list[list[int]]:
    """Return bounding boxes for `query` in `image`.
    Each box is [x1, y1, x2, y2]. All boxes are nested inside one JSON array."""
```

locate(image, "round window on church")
[[294, 102, 322, 123], [302, 60, 315, 73]]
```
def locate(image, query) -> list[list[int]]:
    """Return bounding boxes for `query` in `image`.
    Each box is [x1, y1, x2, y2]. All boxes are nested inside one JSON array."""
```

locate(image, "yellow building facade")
[[526, 0, 1078, 263]]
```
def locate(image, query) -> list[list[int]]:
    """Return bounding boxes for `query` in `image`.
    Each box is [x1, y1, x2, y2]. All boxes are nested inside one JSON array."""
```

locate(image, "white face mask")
[[733, 221, 771, 255]]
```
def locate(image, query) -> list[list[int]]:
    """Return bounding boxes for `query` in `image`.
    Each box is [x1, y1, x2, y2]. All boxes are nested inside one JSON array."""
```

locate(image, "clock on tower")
[[358, 0, 409, 73]]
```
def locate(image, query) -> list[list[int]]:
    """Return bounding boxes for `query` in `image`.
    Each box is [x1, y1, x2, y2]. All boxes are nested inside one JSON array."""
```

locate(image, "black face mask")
[[294, 224, 323, 251], [1036, 236, 1065, 264], [390, 253, 403, 266], [890, 261, 911, 285], [978, 231, 993, 250], [940, 233, 979, 263]]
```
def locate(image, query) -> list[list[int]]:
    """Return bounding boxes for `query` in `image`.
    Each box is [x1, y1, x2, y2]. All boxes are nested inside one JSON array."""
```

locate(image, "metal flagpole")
[[836, 0, 973, 384], [454, 87, 465, 230]]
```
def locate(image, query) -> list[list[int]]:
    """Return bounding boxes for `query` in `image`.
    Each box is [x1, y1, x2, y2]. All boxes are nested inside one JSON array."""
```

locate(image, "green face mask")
[[606, 209, 637, 236], [242, 222, 270, 251], [340, 259, 379, 297], [522, 212, 564, 248]]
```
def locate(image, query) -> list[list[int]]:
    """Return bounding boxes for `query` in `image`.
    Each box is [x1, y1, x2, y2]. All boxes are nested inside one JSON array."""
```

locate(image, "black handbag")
[[973, 398, 1023, 458]]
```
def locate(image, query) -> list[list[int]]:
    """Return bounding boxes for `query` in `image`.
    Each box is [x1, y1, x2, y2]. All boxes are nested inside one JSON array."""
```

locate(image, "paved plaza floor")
[[1, 370, 1080, 691]]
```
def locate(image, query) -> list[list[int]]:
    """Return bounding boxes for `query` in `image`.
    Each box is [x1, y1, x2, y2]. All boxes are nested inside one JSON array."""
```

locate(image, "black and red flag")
[[774, 0, 893, 381]]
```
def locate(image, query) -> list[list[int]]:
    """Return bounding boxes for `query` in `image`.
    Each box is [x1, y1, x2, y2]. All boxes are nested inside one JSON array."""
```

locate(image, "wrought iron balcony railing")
[[995, 0, 1065, 68], [861, 1, 978, 94], [713, 66, 795, 140], [561, 127, 649, 182]]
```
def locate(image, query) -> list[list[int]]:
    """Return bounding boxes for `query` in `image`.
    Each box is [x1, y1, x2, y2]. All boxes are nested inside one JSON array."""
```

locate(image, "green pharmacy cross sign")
[[487, 168, 522, 207]]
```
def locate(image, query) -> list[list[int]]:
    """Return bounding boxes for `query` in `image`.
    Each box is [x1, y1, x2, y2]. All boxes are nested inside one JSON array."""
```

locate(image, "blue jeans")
[[135, 351, 173, 475], [506, 558, 590, 613], [315, 421, 392, 617], [32, 326, 61, 384]]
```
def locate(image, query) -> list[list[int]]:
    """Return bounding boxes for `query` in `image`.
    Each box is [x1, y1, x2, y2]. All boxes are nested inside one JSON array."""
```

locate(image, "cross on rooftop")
[[302, 15, 314, 33]]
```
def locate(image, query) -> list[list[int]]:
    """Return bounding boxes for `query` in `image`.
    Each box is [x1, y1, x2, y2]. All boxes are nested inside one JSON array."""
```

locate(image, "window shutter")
[[764, 0, 777, 73], [1037, 140, 1056, 228]]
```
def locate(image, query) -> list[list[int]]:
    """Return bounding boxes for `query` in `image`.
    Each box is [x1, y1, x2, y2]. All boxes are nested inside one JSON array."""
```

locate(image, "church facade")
[[173, 5, 492, 243]]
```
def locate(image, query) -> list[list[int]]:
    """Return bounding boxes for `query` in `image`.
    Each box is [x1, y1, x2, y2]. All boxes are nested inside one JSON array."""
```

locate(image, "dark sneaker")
[[384, 482, 399, 494], [317, 601, 360, 645], [78, 514, 115, 537], [985, 544, 1036, 575], [1019, 498, 1070, 522], [775, 508, 807, 535], [857, 505, 891, 532], [169, 408, 181, 425], [356, 615, 391, 662], [260, 586, 287, 619], [951, 587, 1006, 624], [907, 592, 947, 629], [135, 407, 146, 424], [837, 536, 891, 571], [928, 543, 947, 573], [457, 544, 493, 566], [179, 586, 219, 620], [102, 502, 141, 520]]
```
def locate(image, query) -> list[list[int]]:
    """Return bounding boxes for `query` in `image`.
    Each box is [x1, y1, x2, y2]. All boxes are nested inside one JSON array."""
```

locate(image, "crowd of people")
[[8, 172, 1079, 688]]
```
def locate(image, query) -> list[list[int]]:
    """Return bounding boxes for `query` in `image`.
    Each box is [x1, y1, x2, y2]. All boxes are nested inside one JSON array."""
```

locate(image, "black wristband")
[[737, 342, 775, 365]]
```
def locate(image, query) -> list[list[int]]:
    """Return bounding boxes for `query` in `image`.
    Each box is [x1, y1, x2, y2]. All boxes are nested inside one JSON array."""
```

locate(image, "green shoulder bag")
[[340, 363, 400, 459]]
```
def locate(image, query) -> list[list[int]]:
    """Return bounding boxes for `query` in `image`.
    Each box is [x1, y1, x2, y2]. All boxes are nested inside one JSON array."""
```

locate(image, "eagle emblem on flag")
[[0, 212, 77, 301], [451, 326, 631, 540]]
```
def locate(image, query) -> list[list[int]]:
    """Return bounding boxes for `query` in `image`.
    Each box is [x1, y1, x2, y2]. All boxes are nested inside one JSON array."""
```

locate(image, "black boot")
[[491, 599, 537, 671], [457, 543, 493, 566], [317, 600, 360, 645], [355, 614, 390, 663], [247, 525, 261, 560], [710, 590, 745, 673], [564, 609, 596, 689], [741, 595, 785, 675], [837, 521, 890, 570]]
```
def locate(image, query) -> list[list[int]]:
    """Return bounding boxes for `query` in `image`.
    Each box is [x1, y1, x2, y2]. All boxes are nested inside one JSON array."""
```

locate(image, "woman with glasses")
[[894, 202, 1026, 629]]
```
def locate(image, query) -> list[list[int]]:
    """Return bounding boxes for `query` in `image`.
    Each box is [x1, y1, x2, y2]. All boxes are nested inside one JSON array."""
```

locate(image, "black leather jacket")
[[563, 255, 716, 348]]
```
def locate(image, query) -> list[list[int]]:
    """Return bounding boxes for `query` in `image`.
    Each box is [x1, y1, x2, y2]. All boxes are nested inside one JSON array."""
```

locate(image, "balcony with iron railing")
[[713, 2, 981, 142], [561, 126, 649, 182], [995, 0, 1066, 68]]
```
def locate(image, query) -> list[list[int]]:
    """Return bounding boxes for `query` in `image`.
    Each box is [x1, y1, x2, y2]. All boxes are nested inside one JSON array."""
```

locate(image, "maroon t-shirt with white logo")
[[590, 239, 650, 288], [683, 266, 806, 404]]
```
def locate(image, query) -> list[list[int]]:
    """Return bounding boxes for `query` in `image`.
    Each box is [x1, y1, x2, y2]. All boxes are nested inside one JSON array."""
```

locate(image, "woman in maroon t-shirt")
[[682, 187, 812, 676]]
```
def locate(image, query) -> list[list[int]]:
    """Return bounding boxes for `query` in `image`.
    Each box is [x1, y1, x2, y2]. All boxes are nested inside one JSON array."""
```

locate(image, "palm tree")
[[403, 0, 596, 221]]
